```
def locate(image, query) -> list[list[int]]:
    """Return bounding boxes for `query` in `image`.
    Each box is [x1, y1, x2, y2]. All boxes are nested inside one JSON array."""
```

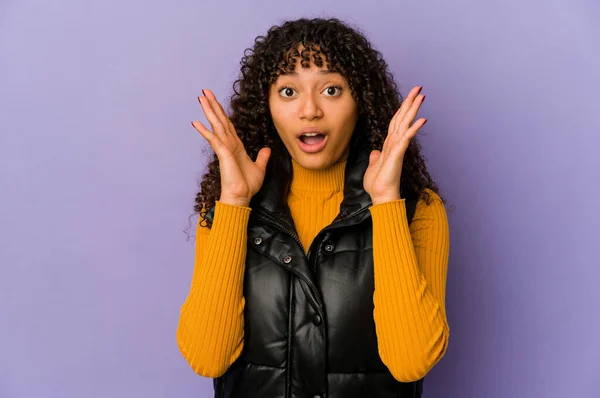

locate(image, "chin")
[[295, 154, 339, 170]]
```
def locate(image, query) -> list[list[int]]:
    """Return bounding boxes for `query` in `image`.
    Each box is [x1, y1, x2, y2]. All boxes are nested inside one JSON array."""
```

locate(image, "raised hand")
[[192, 89, 271, 207], [363, 86, 428, 206]]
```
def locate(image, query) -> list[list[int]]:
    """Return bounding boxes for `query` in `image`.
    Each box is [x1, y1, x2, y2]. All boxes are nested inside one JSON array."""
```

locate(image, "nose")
[[298, 92, 323, 120]]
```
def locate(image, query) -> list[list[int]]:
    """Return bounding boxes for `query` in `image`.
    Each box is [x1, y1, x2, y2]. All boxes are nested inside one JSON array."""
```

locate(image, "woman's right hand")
[[192, 89, 271, 207]]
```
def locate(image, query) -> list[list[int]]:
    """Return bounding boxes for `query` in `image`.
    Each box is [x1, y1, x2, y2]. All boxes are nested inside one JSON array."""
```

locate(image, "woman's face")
[[268, 52, 358, 170]]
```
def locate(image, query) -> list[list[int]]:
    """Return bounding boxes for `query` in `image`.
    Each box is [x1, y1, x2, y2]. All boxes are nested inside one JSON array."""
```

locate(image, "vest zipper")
[[254, 209, 307, 254], [253, 207, 371, 309], [253, 209, 324, 308], [306, 207, 370, 273]]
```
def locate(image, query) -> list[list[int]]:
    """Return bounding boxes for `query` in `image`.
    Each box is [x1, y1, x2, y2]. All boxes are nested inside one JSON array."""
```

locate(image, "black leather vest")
[[204, 136, 421, 398]]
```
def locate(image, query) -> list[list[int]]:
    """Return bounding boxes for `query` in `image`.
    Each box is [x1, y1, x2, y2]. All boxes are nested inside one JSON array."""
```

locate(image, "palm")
[[224, 145, 269, 199], [363, 86, 428, 205], [192, 89, 271, 202]]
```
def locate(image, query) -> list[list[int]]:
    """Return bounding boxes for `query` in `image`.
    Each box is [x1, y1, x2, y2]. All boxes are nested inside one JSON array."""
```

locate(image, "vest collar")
[[204, 121, 404, 227]]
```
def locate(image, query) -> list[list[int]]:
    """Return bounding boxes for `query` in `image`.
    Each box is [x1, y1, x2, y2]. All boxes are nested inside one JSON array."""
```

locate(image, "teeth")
[[302, 133, 320, 137]]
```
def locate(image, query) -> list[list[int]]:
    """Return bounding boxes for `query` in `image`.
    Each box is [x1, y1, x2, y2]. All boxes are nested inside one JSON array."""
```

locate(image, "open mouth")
[[297, 133, 327, 153], [299, 133, 326, 145]]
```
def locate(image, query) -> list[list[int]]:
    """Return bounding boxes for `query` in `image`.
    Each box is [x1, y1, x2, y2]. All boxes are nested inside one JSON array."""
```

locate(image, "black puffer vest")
[[204, 136, 422, 398]]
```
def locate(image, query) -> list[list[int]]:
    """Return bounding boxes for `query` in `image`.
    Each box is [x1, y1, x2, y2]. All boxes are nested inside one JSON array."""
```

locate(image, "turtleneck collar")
[[289, 157, 347, 194]]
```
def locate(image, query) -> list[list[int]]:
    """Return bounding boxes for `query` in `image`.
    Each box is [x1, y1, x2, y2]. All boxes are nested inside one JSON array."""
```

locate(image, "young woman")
[[177, 17, 450, 398]]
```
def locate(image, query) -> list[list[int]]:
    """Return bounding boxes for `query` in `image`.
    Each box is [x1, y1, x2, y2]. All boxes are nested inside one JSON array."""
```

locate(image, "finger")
[[191, 120, 225, 154], [389, 104, 403, 135], [396, 86, 422, 121], [378, 138, 394, 168], [369, 150, 380, 165], [191, 120, 214, 142], [254, 147, 271, 172], [198, 96, 227, 136], [401, 94, 426, 130], [391, 86, 422, 133], [203, 89, 233, 135], [203, 90, 245, 151], [403, 118, 427, 140], [382, 118, 402, 154], [369, 150, 383, 171], [367, 150, 384, 183]]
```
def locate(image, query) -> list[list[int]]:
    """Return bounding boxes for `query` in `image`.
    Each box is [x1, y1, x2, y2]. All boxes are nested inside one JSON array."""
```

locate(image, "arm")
[[176, 201, 250, 378], [369, 188, 450, 382]]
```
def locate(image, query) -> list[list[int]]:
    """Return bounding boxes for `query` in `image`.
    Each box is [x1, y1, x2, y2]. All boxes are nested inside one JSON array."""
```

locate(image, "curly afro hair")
[[192, 17, 443, 229]]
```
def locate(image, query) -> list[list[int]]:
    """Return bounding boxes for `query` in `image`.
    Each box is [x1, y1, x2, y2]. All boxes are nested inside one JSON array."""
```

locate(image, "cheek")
[[269, 104, 295, 142], [268, 101, 283, 123], [270, 104, 295, 129], [332, 104, 358, 127]]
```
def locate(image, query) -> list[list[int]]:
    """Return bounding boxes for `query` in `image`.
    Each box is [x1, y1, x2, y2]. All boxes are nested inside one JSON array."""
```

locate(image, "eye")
[[323, 85, 343, 96], [277, 84, 343, 98], [279, 86, 296, 98]]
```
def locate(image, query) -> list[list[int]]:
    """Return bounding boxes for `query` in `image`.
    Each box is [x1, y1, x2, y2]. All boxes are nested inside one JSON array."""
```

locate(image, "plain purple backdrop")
[[1, 1, 599, 397]]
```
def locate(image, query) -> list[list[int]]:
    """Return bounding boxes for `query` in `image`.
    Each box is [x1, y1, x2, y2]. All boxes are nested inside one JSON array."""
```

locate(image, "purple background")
[[1, 1, 599, 397]]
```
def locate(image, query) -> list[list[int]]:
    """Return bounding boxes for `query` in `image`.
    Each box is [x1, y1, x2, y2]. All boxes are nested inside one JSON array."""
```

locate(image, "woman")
[[177, 17, 450, 398]]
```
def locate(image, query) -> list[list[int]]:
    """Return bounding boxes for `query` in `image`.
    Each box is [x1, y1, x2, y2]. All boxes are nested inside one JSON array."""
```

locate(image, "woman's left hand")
[[363, 85, 428, 206]]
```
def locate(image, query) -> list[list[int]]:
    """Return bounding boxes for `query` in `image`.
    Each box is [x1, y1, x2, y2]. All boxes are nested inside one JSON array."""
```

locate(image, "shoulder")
[[417, 188, 443, 206], [413, 188, 447, 223]]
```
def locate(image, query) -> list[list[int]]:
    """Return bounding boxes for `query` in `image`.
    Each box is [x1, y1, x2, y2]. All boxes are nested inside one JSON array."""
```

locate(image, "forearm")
[[369, 198, 450, 382], [177, 201, 250, 378]]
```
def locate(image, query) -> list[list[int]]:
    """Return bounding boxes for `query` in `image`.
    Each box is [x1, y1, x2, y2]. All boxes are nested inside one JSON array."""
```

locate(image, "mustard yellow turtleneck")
[[177, 158, 450, 383]]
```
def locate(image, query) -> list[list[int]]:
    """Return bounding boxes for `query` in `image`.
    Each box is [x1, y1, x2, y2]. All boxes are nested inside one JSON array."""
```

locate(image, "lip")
[[296, 127, 326, 138], [297, 134, 328, 153]]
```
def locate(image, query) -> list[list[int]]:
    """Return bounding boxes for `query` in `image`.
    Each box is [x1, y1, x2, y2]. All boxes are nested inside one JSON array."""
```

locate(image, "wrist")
[[219, 195, 251, 207], [371, 195, 402, 206]]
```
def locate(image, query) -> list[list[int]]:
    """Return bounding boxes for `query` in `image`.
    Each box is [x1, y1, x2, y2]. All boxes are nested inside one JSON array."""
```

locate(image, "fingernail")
[[423, 119, 428, 125], [201, 89, 206, 96], [422, 94, 426, 102], [418, 86, 423, 93]]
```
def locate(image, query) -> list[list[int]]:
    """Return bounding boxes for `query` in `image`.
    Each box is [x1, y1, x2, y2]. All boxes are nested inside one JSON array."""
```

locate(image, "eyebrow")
[[279, 69, 341, 77]]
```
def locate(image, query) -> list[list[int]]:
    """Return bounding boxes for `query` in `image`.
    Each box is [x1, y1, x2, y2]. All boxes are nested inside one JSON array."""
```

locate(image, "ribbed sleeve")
[[176, 156, 451, 383], [176, 201, 251, 377], [368, 190, 450, 382]]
